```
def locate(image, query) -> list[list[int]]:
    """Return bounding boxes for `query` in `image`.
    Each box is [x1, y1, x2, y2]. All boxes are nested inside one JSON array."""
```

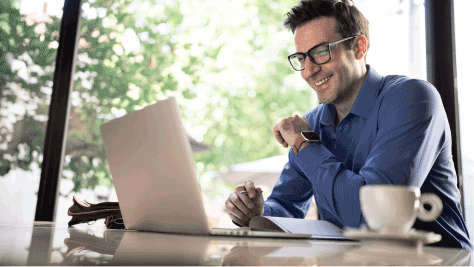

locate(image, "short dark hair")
[[284, 0, 370, 51]]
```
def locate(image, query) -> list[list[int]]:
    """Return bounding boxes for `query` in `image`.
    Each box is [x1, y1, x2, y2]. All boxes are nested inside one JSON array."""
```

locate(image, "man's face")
[[294, 16, 361, 106]]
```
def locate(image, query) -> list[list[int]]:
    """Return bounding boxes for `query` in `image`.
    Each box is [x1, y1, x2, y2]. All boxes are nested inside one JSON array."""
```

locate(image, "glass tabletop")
[[0, 222, 471, 266]]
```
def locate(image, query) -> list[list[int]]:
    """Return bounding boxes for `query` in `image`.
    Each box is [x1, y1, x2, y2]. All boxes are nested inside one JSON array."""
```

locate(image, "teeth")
[[315, 76, 331, 86]]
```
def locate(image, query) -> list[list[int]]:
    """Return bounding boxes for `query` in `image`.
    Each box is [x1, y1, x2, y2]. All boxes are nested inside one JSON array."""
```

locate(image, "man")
[[225, 0, 471, 250]]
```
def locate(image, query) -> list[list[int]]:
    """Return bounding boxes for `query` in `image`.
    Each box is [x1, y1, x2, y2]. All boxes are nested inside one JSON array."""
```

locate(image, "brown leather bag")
[[67, 196, 125, 229]]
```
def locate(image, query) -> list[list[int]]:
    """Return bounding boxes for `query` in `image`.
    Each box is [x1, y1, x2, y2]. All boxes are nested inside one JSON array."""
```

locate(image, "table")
[[1, 222, 471, 265]]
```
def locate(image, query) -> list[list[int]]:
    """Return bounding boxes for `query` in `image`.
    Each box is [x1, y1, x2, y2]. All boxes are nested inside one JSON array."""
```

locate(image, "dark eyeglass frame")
[[288, 36, 357, 71]]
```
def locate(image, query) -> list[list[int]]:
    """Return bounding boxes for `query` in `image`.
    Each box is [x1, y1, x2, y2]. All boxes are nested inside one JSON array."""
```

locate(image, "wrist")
[[293, 131, 320, 154]]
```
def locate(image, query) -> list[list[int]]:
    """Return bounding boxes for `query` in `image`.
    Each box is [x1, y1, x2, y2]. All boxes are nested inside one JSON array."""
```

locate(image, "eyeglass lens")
[[289, 45, 330, 71]]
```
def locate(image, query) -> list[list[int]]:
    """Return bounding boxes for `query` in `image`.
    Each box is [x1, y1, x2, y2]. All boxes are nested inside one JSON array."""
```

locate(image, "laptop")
[[100, 97, 345, 239]]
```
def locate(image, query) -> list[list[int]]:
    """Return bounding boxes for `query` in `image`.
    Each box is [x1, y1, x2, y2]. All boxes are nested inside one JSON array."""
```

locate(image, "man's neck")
[[334, 66, 368, 126]]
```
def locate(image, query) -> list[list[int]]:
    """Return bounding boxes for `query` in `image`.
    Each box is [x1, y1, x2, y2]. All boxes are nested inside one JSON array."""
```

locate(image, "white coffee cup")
[[360, 185, 443, 233]]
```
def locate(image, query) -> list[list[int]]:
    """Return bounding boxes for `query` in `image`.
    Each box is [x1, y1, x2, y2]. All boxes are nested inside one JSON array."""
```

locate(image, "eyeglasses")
[[288, 36, 356, 71]]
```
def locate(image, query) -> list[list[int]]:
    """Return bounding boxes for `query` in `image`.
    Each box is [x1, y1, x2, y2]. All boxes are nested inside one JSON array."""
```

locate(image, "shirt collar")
[[320, 65, 383, 127], [349, 65, 383, 119], [320, 104, 336, 127]]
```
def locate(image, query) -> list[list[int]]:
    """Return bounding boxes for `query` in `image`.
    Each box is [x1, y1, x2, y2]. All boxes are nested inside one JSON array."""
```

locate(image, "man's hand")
[[222, 246, 263, 266], [273, 114, 311, 153], [225, 180, 264, 227]]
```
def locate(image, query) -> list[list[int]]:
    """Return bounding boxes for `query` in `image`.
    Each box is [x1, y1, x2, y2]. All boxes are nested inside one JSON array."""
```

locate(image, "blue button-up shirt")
[[263, 65, 472, 250]]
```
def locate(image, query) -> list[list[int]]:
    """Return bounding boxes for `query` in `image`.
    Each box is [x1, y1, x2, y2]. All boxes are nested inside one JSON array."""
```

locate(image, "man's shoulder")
[[374, 75, 445, 120], [381, 75, 438, 98], [378, 75, 441, 105]]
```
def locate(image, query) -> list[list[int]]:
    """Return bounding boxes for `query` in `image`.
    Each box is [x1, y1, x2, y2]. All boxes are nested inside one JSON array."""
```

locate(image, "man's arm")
[[269, 80, 448, 228], [263, 160, 314, 219]]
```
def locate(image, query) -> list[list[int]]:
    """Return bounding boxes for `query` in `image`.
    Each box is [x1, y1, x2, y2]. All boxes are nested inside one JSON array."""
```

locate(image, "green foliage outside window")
[[1, 0, 313, 199]]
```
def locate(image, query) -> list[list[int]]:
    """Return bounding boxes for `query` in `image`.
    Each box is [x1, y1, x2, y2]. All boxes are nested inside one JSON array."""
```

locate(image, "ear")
[[353, 35, 368, 60]]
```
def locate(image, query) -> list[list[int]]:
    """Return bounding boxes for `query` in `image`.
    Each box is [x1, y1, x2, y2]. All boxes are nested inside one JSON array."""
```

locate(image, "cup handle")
[[417, 193, 443, 222]]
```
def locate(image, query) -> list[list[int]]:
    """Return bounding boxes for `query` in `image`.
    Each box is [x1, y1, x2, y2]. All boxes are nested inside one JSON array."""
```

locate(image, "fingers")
[[273, 126, 288, 147], [225, 191, 253, 221], [225, 181, 265, 226], [273, 116, 299, 148], [273, 115, 312, 150], [243, 182, 263, 200], [243, 180, 258, 199], [240, 182, 264, 215]]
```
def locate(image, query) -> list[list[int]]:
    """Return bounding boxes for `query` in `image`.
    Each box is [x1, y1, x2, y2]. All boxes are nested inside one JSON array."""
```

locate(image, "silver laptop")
[[99, 97, 332, 239]]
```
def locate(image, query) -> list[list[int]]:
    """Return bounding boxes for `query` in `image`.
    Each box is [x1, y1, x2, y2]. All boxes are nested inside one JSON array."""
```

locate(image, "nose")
[[301, 57, 321, 80]]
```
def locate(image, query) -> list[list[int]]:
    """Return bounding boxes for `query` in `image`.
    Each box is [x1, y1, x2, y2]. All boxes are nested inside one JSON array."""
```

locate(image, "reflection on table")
[[0, 222, 471, 266]]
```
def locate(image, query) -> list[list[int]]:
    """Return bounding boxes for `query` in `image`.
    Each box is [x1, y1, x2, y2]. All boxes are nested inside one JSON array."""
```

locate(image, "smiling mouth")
[[314, 75, 333, 86]]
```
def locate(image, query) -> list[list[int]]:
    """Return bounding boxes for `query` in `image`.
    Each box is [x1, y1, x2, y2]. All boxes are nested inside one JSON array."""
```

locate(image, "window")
[[0, 0, 63, 222], [454, 0, 474, 243], [53, 0, 311, 227], [356, 0, 426, 79]]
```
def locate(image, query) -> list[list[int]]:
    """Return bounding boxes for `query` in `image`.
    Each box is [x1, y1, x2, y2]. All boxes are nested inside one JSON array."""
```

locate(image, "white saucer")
[[344, 227, 442, 248]]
